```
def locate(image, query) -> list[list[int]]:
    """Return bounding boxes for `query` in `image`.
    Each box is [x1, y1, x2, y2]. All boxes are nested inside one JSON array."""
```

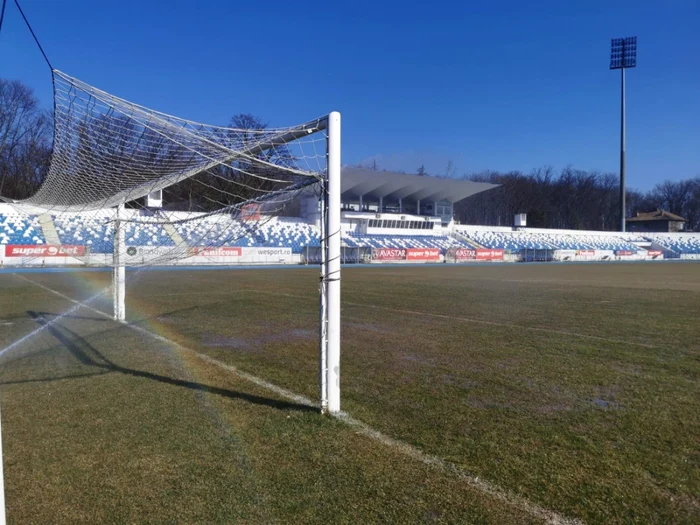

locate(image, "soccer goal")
[[5, 70, 342, 414]]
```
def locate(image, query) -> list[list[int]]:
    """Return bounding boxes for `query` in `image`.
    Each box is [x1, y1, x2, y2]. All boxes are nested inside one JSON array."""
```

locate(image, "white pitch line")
[[335, 412, 581, 525], [13, 274, 582, 525], [13, 274, 115, 321], [0, 404, 6, 525]]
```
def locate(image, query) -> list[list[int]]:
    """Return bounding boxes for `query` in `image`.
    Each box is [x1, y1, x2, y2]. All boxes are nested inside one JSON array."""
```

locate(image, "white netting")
[[1, 70, 329, 267]]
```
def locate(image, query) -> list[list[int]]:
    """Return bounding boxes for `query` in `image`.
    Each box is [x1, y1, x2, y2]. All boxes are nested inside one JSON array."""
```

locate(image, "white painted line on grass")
[[13, 274, 582, 525], [0, 404, 6, 525], [336, 411, 581, 525], [13, 274, 114, 321]]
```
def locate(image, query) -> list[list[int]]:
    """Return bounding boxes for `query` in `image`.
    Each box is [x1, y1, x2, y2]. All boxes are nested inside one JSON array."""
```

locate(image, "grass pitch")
[[0, 262, 698, 524]]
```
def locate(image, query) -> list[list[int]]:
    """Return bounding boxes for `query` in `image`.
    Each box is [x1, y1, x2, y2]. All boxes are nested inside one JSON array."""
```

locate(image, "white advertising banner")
[[185, 246, 294, 264]]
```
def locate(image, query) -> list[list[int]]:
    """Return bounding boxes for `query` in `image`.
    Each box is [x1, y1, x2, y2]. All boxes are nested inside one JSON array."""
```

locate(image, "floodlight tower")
[[610, 36, 637, 232]]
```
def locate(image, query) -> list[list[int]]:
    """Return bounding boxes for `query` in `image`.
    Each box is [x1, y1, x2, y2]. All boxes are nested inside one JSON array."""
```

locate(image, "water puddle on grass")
[[202, 334, 251, 350], [535, 402, 575, 414], [287, 329, 315, 339], [399, 353, 437, 367], [343, 321, 391, 334], [590, 397, 622, 409], [466, 398, 514, 410]]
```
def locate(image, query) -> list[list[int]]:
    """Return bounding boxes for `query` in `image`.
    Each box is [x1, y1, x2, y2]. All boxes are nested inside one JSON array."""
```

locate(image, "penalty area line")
[[13, 274, 581, 525]]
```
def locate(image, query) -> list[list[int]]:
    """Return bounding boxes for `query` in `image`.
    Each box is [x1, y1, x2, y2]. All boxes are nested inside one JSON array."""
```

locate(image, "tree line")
[[2, 77, 698, 230], [456, 167, 700, 231]]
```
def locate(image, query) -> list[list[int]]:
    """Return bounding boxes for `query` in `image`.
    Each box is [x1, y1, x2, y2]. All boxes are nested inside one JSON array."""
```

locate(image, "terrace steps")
[[38, 214, 60, 245], [162, 221, 186, 247]]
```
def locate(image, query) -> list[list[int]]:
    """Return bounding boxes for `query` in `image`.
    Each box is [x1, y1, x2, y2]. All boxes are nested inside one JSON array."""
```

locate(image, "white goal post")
[[113, 204, 126, 323], [325, 112, 341, 414]]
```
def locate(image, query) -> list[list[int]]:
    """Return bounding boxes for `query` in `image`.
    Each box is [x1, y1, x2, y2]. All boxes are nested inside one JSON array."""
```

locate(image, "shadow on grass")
[[0, 370, 112, 386], [32, 312, 112, 322], [19, 311, 316, 413]]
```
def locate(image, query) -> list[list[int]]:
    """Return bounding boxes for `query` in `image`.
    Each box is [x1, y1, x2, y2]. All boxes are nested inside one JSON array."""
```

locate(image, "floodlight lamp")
[[610, 36, 638, 69]]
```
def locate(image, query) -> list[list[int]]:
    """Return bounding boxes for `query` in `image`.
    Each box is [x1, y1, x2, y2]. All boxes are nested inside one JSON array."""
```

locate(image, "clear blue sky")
[[1, 0, 698, 190]]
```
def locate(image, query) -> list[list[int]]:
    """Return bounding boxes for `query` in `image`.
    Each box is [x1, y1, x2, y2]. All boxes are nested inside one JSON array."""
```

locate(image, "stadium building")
[[626, 209, 687, 233]]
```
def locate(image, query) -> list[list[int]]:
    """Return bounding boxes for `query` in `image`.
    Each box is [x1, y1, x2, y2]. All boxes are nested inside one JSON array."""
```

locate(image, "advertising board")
[[475, 248, 504, 261], [371, 248, 407, 261], [406, 248, 440, 261], [4, 245, 85, 257], [448, 248, 476, 260]]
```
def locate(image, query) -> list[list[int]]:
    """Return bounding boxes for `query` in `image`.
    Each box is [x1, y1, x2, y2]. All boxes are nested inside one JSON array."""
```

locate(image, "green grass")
[[0, 262, 698, 524]]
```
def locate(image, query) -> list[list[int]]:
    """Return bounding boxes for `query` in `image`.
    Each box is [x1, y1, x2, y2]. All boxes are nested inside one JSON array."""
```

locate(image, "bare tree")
[[0, 79, 53, 200], [456, 166, 650, 230], [161, 113, 297, 212], [649, 179, 694, 216], [355, 157, 380, 171]]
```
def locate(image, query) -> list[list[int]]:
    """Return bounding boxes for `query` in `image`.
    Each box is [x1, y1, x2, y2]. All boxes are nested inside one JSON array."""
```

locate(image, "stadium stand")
[[459, 229, 641, 252], [123, 221, 175, 248], [650, 234, 700, 255], [174, 216, 320, 253], [579, 234, 643, 251], [9, 168, 699, 265], [8, 202, 700, 263], [0, 212, 45, 245], [343, 233, 472, 251], [51, 212, 321, 256], [54, 214, 114, 253], [261, 218, 321, 253], [462, 231, 554, 250], [54, 213, 175, 253]]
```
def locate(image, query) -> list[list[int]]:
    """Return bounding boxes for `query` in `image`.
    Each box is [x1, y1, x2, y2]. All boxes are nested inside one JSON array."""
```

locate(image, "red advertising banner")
[[475, 248, 504, 261], [647, 250, 663, 258], [406, 248, 440, 261], [192, 247, 242, 257], [450, 248, 476, 260], [371, 248, 407, 261], [615, 250, 635, 256], [4, 245, 85, 257], [576, 250, 595, 256], [241, 203, 261, 221]]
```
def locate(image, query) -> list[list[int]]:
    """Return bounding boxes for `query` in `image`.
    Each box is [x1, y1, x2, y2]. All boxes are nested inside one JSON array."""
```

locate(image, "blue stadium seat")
[[456, 229, 641, 252], [343, 233, 473, 252], [650, 235, 700, 254], [0, 212, 45, 245], [174, 216, 321, 254], [54, 214, 114, 253]]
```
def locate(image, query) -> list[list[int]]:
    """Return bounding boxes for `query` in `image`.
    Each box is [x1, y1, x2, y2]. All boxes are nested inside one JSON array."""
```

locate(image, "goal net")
[[4, 70, 329, 267]]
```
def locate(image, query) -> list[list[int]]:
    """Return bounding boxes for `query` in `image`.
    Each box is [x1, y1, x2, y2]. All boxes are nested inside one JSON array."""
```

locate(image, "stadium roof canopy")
[[340, 167, 498, 204]]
